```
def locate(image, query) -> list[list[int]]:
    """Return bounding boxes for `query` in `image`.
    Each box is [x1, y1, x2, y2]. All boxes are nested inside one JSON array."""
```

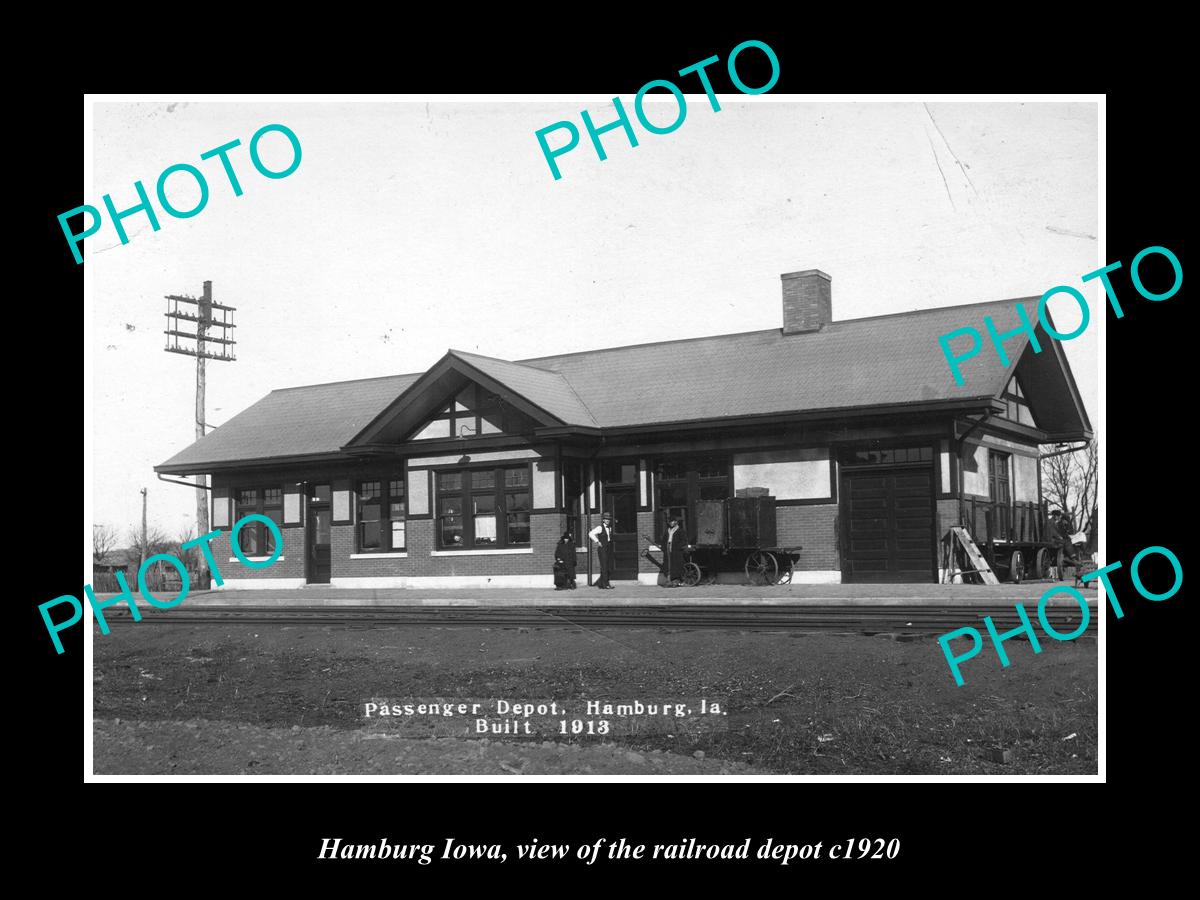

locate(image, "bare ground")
[[93, 619, 1097, 775]]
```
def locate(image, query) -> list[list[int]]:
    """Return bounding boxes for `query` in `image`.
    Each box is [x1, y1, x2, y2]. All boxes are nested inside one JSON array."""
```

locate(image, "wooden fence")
[[92, 564, 211, 594], [961, 499, 1047, 545]]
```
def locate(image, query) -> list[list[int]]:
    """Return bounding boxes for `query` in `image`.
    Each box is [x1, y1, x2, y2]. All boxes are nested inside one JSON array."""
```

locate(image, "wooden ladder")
[[942, 526, 1000, 585]]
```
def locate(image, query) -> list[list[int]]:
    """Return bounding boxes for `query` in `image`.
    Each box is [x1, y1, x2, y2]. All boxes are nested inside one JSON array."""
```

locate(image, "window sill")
[[349, 552, 408, 559], [430, 547, 533, 556], [229, 556, 284, 563]]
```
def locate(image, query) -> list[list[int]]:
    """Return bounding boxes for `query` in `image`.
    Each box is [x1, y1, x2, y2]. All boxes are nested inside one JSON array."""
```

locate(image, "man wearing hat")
[[588, 512, 616, 589]]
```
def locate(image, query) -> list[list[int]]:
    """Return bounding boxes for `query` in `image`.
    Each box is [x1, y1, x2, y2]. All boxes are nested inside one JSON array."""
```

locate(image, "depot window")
[[437, 465, 531, 548], [234, 486, 283, 556], [357, 478, 406, 552]]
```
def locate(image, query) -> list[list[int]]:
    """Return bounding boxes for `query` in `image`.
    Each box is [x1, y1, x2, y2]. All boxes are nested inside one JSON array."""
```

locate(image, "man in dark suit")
[[588, 512, 616, 589]]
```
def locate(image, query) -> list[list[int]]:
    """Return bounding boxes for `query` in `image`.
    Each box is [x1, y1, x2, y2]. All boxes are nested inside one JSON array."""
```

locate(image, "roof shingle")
[[519, 298, 1039, 426], [157, 374, 419, 470]]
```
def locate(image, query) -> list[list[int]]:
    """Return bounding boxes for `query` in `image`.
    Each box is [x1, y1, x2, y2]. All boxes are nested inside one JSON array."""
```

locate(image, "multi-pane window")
[[437, 465, 531, 548], [357, 478, 406, 552], [504, 467, 531, 544], [234, 487, 283, 555], [841, 446, 934, 465]]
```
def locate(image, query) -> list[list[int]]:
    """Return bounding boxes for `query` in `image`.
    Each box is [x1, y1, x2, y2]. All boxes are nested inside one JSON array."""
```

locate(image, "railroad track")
[[105, 605, 1097, 634]]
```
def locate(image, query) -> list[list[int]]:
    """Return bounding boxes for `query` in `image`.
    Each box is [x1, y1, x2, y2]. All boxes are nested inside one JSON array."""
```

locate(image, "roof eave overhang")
[[154, 451, 350, 476], [973, 417, 1094, 445], [157, 400, 1028, 472], [597, 397, 1004, 436], [1039, 427, 1095, 443], [533, 425, 604, 438]]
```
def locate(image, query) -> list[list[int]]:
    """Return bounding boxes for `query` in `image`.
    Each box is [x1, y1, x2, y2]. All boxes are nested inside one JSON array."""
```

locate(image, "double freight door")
[[840, 465, 936, 583]]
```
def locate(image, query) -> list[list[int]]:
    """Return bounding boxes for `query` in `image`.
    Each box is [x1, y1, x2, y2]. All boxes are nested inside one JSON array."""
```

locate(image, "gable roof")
[[448, 351, 599, 428], [156, 296, 1092, 473], [517, 298, 1050, 427]]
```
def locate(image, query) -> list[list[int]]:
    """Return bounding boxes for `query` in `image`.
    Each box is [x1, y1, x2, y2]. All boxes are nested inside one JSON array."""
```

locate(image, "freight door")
[[841, 468, 935, 583]]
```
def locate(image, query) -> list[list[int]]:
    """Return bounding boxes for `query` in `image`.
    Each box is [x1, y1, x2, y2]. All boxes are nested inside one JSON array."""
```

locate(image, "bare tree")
[[1041, 437, 1098, 536], [93, 524, 119, 563], [128, 525, 173, 560], [174, 527, 198, 567]]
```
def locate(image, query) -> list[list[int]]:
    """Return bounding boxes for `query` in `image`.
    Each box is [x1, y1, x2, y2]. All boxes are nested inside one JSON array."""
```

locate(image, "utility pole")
[[141, 487, 148, 571], [165, 281, 236, 587], [195, 281, 211, 563]]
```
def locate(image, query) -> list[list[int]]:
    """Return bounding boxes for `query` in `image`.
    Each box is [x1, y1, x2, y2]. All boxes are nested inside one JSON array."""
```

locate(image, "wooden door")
[[603, 487, 639, 580], [841, 468, 935, 583], [306, 483, 332, 584]]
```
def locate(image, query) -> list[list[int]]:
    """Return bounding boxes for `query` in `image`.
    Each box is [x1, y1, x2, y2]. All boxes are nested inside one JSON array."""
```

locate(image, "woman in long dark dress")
[[553, 532, 577, 590], [659, 517, 689, 587]]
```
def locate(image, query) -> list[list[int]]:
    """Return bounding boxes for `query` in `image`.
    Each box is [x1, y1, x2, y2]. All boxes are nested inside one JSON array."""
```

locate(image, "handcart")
[[648, 496, 802, 587], [641, 545, 704, 587]]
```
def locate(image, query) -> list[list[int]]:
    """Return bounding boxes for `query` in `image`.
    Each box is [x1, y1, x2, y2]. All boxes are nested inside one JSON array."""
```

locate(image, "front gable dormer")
[[409, 382, 540, 441], [342, 350, 599, 452]]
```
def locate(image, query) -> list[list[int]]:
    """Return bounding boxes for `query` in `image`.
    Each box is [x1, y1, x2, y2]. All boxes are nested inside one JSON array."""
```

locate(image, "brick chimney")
[[781, 269, 832, 334]]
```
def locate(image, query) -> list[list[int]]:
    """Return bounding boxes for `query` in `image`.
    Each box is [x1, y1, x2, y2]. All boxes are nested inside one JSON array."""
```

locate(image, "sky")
[[88, 98, 1099, 542]]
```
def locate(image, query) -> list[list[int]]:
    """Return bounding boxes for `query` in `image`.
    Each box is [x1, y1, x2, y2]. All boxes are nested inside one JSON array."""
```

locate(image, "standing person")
[[658, 516, 690, 587], [588, 512, 616, 589], [1049, 509, 1076, 569], [553, 531, 577, 590], [1054, 509, 1076, 556]]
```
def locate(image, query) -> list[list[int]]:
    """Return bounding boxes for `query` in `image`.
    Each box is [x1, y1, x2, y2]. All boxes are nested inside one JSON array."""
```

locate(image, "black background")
[[23, 25, 1187, 885]]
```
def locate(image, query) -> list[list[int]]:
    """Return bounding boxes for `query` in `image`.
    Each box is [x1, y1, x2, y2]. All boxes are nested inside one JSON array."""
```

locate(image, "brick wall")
[[781, 270, 832, 334], [331, 513, 563, 581], [638, 511, 659, 574], [936, 498, 960, 537], [776, 504, 838, 571], [210, 523, 305, 582]]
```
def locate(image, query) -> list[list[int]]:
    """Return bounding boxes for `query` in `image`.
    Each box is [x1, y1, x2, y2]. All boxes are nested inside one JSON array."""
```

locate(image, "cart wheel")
[[1009, 550, 1024, 584], [745, 550, 778, 586], [1036, 547, 1050, 579], [1056, 546, 1067, 581], [682, 562, 702, 587], [775, 555, 794, 585]]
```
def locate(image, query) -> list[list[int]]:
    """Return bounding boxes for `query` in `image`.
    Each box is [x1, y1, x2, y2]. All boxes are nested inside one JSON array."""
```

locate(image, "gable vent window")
[[1000, 376, 1037, 427], [412, 384, 508, 441]]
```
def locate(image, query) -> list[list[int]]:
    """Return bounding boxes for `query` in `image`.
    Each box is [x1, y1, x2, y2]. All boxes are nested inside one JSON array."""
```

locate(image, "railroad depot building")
[[155, 270, 1092, 589]]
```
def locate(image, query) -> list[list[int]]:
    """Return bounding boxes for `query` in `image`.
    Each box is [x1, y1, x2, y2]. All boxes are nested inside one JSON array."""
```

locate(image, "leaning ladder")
[[942, 526, 1000, 585]]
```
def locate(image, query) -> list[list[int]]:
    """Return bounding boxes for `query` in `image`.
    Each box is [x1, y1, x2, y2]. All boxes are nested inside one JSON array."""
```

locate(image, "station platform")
[[171, 580, 1097, 608]]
